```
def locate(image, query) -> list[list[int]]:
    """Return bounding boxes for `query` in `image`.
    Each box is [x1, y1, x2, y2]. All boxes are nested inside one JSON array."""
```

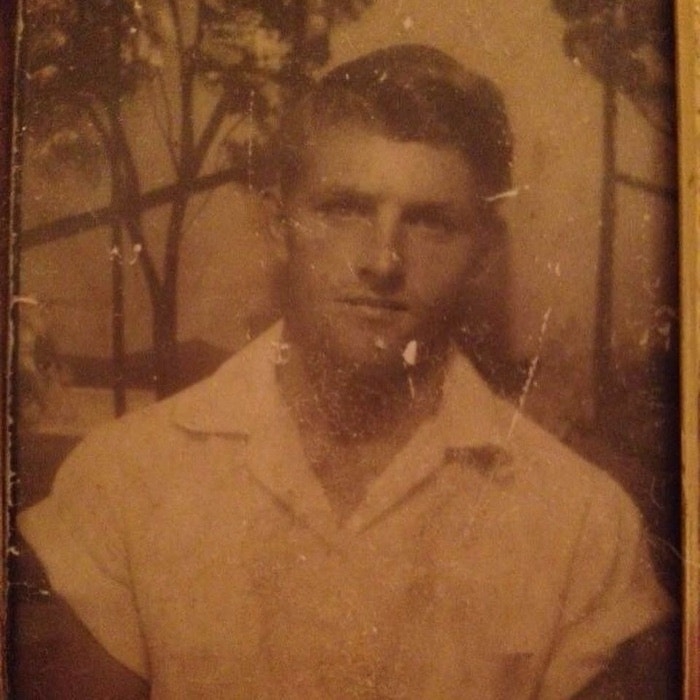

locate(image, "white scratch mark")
[[128, 243, 142, 265], [271, 341, 291, 365], [247, 89, 255, 191], [507, 306, 552, 440], [402, 340, 418, 399], [407, 374, 415, 401], [483, 187, 520, 203], [649, 476, 663, 512], [338, 33, 359, 55], [547, 261, 561, 277], [374, 336, 387, 350], [12, 295, 40, 307], [402, 16, 414, 30], [402, 339, 417, 366]]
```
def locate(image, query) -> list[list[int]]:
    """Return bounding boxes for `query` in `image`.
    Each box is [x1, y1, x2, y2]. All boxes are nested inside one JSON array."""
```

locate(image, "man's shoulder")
[[502, 407, 639, 523], [56, 323, 285, 488], [107, 322, 280, 427], [445, 352, 629, 511]]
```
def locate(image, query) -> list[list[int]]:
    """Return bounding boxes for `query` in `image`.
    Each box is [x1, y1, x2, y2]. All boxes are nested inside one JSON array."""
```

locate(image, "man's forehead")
[[278, 46, 513, 200], [288, 123, 479, 202], [302, 117, 465, 158]]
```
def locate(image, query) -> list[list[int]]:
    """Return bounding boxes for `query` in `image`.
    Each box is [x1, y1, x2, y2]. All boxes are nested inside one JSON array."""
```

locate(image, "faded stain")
[[507, 306, 552, 440]]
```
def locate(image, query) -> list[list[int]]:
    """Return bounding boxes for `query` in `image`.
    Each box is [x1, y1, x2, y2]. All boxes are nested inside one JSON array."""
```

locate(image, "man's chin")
[[310, 335, 420, 382], [286, 317, 448, 380]]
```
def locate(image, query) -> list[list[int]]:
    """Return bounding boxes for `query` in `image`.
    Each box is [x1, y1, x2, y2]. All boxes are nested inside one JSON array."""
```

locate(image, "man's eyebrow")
[[314, 190, 465, 208], [313, 186, 374, 200], [307, 188, 474, 223], [309, 187, 377, 209], [402, 200, 471, 221]]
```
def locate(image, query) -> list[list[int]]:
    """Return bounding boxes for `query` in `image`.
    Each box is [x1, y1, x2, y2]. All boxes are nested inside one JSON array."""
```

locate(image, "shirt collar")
[[171, 321, 289, 437], [171, 321, 517, 537], [172, 321, 510, 447]]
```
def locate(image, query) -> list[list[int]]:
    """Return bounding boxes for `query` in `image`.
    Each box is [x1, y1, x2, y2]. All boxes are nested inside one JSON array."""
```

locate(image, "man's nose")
[[356, 207, 405, 286]]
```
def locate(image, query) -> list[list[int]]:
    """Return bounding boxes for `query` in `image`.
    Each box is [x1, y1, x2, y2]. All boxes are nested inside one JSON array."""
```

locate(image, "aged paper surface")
[[681, 0, 700, 696], [4, 0, 697, 696]]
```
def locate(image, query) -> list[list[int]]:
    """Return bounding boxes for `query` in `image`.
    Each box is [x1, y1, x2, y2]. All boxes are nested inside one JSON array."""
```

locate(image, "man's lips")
[[338, 296, 409, 311]]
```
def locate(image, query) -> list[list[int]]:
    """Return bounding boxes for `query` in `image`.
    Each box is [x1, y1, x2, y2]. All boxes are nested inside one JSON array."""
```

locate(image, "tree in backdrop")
[[23, 0, 373, 409], [552, 0, 675, 134], [551, 0, 676, 427], [551, 1, 679, 586]]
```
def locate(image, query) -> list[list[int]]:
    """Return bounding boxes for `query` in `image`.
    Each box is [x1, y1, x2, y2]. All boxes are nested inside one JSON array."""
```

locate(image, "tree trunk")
[[153, 293, 180, 399]]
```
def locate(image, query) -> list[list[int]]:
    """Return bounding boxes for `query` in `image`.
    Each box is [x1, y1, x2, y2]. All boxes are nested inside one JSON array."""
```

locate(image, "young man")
[[18, 45, 675, 698]]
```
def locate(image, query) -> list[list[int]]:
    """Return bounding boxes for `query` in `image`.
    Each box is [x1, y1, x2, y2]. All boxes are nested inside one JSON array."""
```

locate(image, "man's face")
[[281, 123, 488, 378]]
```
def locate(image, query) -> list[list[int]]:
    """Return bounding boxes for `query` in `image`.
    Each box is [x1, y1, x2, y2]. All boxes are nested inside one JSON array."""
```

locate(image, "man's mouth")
[[339, 296, 409, 311]]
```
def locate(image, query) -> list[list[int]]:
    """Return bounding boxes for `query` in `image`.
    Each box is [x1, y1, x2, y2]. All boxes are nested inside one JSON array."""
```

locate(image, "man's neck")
[[276, 334, 450, 518], [278, 340, 448, 437]]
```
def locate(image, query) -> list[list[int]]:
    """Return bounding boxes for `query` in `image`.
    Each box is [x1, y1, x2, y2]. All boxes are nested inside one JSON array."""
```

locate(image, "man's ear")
[[467, 215, 508, 286], [261, 187, 289, 264], [468, 242, 501, 287]]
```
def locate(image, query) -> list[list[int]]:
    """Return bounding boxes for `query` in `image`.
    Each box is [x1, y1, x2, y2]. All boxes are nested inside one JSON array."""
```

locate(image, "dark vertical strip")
[[2, 1, 19, 696], [110, 224, 126, 417], [593, 53, 618, 420], [1, 4, 17, 399]]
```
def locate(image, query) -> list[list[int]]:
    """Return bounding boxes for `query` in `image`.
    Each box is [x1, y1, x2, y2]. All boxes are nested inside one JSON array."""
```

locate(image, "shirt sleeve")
[[18, 427, 150, 679], [539, 478, 676, 699]]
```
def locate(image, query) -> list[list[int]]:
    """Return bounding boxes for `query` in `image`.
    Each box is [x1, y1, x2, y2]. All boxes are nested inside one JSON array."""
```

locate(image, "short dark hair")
[[278, 44, 513, 201]]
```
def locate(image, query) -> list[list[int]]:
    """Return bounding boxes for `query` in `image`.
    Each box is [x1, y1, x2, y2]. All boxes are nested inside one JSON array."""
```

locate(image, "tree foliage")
[[22, 0, 373, 402], [552, 0, 674, 134], [25, 0, 372, 176]]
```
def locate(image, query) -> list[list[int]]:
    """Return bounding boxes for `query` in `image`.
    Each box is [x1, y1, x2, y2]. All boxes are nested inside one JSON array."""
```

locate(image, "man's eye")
[[316, 197, 372, 219], [403, 209, 460, 236]]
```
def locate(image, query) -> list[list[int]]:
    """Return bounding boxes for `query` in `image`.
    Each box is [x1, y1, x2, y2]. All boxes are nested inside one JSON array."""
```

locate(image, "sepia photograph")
[[5, 0, 691, 697]]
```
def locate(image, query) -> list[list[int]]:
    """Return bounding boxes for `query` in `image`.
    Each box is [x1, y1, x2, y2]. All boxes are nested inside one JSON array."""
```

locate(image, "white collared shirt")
[[19, 322, 674, 699]]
